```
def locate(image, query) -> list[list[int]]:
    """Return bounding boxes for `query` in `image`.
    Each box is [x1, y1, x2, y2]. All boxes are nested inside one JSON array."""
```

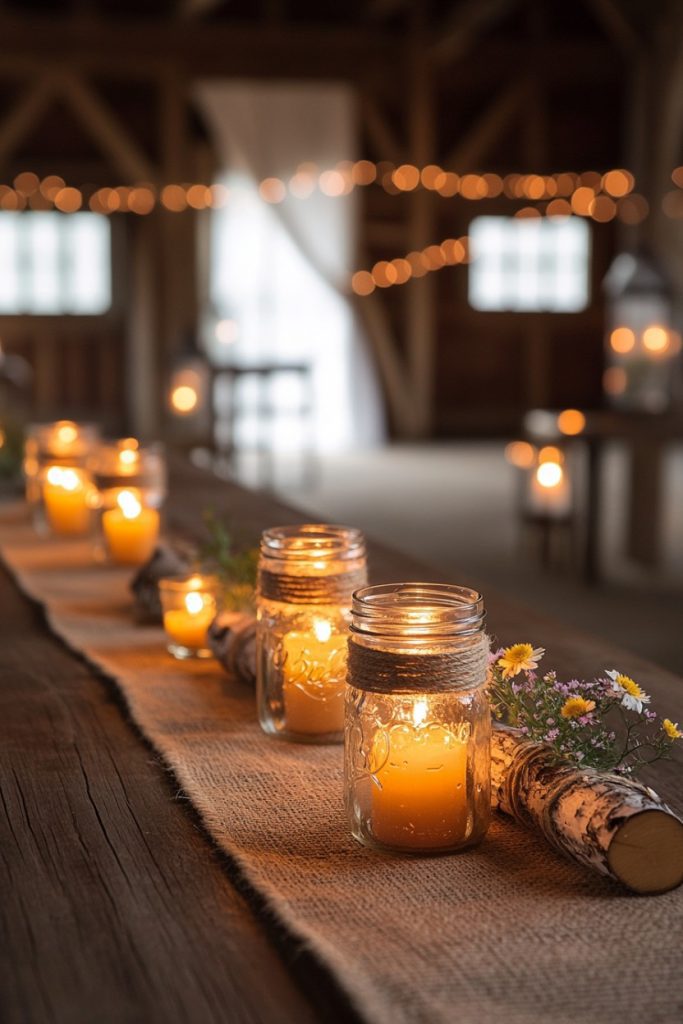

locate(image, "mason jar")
[[24, 421, 100, 535], [256, 524, 367, 744], [90, 440, 166, 564], [345, 583, 491, 854]]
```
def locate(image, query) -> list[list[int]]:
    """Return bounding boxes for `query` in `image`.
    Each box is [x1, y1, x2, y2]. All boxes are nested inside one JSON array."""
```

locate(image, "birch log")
[[491, 725, 683, 894], [208, 611, 257, 687]]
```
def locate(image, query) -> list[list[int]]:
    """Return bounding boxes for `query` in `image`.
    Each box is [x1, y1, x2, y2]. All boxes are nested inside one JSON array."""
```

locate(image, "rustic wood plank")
[[0, 557, 341, 1024]]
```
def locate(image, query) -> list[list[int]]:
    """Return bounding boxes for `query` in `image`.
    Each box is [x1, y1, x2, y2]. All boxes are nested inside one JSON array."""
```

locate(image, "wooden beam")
[[0, 73, 56, 169], [406, 11, 437, 438], [433, 0, 517, 68], [360, 93, 405, 165], [59, 71, 157, 181], [442, 79, 526, 170], [582, 0, 640, 58]]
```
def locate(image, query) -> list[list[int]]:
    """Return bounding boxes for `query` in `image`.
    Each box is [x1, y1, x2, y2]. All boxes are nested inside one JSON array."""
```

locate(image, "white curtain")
[[195, 80, 385, 451]]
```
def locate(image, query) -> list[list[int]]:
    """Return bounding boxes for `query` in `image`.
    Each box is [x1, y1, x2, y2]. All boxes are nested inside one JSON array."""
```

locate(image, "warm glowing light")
[[536, 462, 563, 488], [579, 171, 601, 190], [422, 245, 444, 269], [515, 206, 541, 218], [557, 409, 586, 436], [56, 421, 78, 445], [351, 160, 376, 186], [129, 187, 155, 215], [483, 173, 503, 197], [185, 591, 205, 615], [372, 261, 397, 287], [54, 187, 82, 213], [58, 468, 82, 492], [119, 437, 139, 450], [642, 325, 670, 354], [0, 428, 5, 449], [610, 327, 635, 354], [603, 366, 627, 395], [161, 184, 187, 212], [505, 441, 535, 468], [391, 258, 412, 284], [406, 251, 428, 277], [40, 175, 65, 200], [215, 319, 239, 345], [546, 198, 572, 218], [289, 171, 316, 199], [117, 489, 142, 519], [119, 448, 138, 467], [393, 164, 420, 191], [209, 183, 230, 208], [186, 184, 211, 210], [412, 699, 428, 727], [0, 187, 20, 211], [421, 164, 444, 190], [14, 171, 40, 196], [617, 194, 648, 225], [672, 167, 683, 188], [524, 175, 545, 200], [319, 170, 346, 197], [538, 445, 563, 465], [602, 169, 633, 198], [435, 172, 459, 197], [351, 271, 375, 296], [571, 187, 595, 216], [46, 466, 65, 486], [590, 195, 616, 222], [258, 177, 286, 203], [171, 384, 199, 414], [313, 618, 332, 643], [460, 174, 487, 200]]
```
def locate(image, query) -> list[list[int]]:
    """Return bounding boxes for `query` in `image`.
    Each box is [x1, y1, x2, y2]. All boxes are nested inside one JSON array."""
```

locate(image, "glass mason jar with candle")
[[345, 583, 491, 854], [25, 421, 100, 534], [91, 440, 167, 565], [257, 524, 367, 744], [159, 574, 220, 659]]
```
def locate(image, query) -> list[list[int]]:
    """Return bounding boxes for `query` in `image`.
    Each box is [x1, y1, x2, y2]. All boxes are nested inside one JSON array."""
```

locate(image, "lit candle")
[[43, 465, 93, 535], [528, 447, 571, 517], [160, 575, 218, 659], [101, 488, 159, 565], [370, 699, 469, 850], [281, 617, 348, 735]]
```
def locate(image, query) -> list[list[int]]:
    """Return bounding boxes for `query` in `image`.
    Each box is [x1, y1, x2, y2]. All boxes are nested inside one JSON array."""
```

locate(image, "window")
[[468, 215, 590, 312], [0, 212, 111, 315]]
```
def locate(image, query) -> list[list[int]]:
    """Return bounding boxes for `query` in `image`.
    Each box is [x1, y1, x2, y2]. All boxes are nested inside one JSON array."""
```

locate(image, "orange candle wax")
[[163, 590, 216, 651], [43, 466, 92, 536], [102, 489, 159, 565], [282, 618, 347, 735]]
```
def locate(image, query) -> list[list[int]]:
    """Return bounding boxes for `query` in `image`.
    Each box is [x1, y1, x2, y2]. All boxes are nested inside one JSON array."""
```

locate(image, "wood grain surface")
[[1, 457, 681, 1023]]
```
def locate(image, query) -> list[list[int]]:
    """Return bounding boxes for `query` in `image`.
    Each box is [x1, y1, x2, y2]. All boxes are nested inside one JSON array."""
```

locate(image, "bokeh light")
[[557, 409, 586, 436]]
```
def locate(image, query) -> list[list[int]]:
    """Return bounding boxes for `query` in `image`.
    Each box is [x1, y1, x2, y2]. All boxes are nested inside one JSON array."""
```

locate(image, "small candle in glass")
[[345, 583, 491, 854], [101, 488, 160, 565], [24, 421, 99, 531], [256, 524, 367, 744], [159, 575, 220, 659], [42, 465, 96, 536]]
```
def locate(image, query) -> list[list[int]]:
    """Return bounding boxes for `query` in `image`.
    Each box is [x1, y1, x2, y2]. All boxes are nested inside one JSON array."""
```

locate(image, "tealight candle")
[[101, 488, 160, 565], [42, 465, 94, 536], [24, 421, 99, 530], [159, 575, 219, 659], [345, 583, 491, 854], [256, 524, 367, 743]]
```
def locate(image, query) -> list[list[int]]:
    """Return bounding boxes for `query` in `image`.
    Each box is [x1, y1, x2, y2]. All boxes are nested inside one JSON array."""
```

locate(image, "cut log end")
[[608, 810, 683, 895]]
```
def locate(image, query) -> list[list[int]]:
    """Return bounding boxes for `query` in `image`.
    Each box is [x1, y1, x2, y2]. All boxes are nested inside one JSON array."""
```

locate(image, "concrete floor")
[[226, 442, 683, 676]]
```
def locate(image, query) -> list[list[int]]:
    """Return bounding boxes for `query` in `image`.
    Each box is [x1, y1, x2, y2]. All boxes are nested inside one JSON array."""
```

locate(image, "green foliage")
[[197, 508, 258, 612]]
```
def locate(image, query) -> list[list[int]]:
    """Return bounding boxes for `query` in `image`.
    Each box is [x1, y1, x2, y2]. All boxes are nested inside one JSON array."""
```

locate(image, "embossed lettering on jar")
[[345, 583, 491, 853], [257, 524, 367, 744]]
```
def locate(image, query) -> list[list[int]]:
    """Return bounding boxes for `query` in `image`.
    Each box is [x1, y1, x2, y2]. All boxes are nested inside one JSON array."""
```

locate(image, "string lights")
[[3, 161, 682, 221]]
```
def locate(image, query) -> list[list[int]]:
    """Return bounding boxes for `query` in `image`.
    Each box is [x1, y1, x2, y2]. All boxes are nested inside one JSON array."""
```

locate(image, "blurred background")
[[1, 0, 682, 670]]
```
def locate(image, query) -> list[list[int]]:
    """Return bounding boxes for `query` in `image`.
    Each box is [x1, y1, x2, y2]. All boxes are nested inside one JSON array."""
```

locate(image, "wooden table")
[[2, 458, 682, 1023]]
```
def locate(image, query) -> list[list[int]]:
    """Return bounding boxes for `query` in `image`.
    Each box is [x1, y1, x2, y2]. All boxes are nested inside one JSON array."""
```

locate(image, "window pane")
[[0, 211, 111, 315], [468, 215, 590, 312]]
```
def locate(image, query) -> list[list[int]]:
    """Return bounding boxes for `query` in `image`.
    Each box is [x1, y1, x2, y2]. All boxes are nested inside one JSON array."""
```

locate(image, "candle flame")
[[185, 591, 205, 615], [56, 421, 78, 445], [313, 618, 332, 643], [412, 699, 428, 727], [117, 489, 142, 519], [48, 467, 81, 492], [46, 465, 64, 486], [536, 462, 563, 489], [119, 448, 138, 467]]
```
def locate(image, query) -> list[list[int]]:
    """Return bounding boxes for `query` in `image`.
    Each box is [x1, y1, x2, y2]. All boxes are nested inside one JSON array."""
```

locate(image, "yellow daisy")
[[560, 696, 596, 719], [663, 719, 682, 741], [606, 670, 650, 713], [498, 643, 545, 680]]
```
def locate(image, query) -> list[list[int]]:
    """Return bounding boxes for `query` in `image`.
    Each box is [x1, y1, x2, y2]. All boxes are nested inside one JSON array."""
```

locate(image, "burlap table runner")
[[1, 503, 682, 1024]]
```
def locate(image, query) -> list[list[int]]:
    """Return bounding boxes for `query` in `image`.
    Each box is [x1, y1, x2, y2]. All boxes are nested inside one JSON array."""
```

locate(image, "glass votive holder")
[[256, 524, 367, 744], [41, 464, 99, 537], [344, 583, 491, 855], [159, 575, 220, 660], [91, 440, 167, 564], [24, 420, 100, 533]]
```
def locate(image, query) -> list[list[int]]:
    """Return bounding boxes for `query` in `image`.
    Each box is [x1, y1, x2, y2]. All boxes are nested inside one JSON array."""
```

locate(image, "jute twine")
[[258, 567, 367, 605], [347, 634, 490, 694]]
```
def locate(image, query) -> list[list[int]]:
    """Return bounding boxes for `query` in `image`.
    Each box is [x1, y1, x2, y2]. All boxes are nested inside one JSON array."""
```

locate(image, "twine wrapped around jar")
[[258, 566, 367, 605], [347, 635, 490, 694]]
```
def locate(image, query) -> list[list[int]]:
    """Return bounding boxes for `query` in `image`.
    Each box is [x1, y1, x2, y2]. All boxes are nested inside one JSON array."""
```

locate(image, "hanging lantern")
[[603, 248, 681, 412]]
